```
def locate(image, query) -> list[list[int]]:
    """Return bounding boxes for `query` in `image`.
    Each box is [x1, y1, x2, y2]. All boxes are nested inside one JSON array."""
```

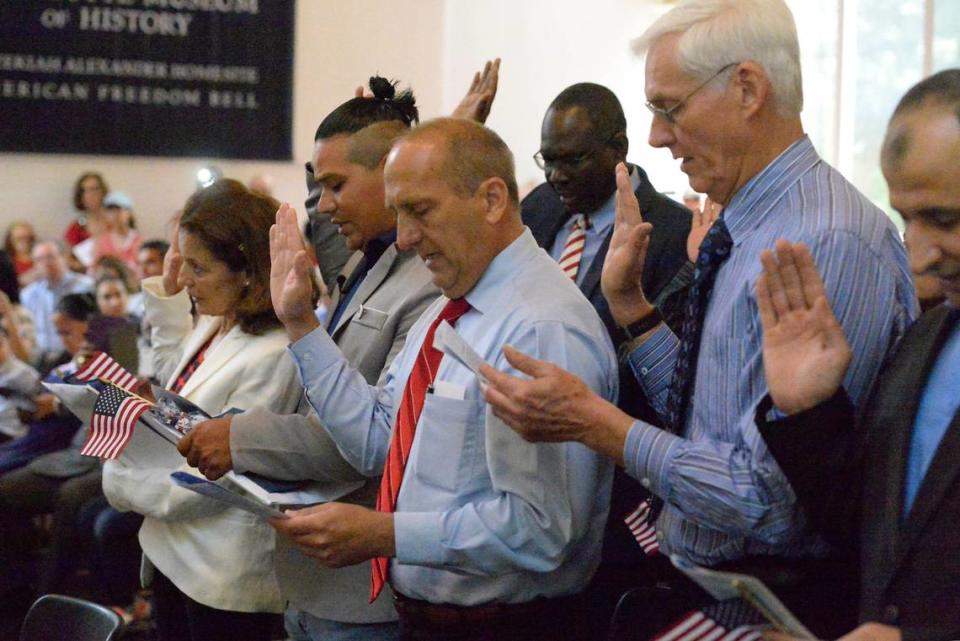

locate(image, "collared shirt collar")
[[462, 228, 539, 316], [722, 136, 819, 245], [363, 229, 397, 265]]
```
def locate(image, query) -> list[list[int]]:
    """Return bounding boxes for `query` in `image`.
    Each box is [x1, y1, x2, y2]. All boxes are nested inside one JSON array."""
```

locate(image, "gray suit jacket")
[[230, 244, 439, 623]]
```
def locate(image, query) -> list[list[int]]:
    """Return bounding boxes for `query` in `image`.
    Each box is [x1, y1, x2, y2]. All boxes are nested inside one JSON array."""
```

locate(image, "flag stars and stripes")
[[80, 382, 151, 460]]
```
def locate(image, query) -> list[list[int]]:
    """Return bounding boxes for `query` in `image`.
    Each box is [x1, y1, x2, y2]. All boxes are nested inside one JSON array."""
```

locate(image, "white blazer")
[[102, 277, 301, 613]]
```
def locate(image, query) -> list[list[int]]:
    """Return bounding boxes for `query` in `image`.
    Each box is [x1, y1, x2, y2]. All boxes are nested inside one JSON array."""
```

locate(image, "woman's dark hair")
[[56, 292, 98, 322], [141, 239, 170, 256], [0, 250, 19, 304], [95, 274, 129, 295], [73, 172, 109, 211], [3, 221, 35, 258], [314, 76, 418, 141], [179, 179, 281, 335], [93, 256, 135, 293]]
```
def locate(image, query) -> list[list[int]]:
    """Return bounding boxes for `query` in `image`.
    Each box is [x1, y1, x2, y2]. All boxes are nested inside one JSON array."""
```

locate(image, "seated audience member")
[[21, 241, 93, 371], [0, 293, 96, 476], [4, 221, 38, 287], [0, 326, 40, 442], [135, 239, 169, 282], [755, 68, 960, 641], [0, 307, 139, 601], [94, 276, 131, 320], [91, 192, 143, 272], [181, 78, 438, 641], [269, 118, 617, 641], [102, 180, 302, 641], [523, 81, 691, 632], [0, 251, 37, 364], [65, 172, 109, 248], [480, 0, 916, 636], [92, 255, 137, 290]]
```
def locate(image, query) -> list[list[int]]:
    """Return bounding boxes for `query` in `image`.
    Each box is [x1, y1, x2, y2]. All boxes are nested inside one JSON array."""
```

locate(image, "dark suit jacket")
[[522, 164, 691, 564], [522, 164, 691, 346], [759, 305, 960, 641]]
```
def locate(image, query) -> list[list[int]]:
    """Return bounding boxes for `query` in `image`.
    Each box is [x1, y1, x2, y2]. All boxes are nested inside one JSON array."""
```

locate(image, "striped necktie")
[[559, 214, 589, 281], [625, 215, 733, 555], [370, 297, 472, 602]]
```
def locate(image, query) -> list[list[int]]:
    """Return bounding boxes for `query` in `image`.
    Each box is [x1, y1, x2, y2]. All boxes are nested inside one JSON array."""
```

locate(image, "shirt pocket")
[[409, 393, 484, 493]]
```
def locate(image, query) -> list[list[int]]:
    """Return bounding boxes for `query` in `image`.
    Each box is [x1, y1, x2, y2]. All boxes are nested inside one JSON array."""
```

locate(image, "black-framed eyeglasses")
[[533, 134, 618, 172], [645, 62, 740, 125]]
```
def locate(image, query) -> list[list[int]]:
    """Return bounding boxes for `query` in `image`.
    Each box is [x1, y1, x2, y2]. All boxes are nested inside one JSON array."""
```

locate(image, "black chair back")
[[20, 594, 123, 641]]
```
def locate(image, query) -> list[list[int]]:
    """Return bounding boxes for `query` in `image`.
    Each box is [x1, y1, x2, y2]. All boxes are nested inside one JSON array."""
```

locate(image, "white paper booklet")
[[670, 555, 816, 638], [435, 320, 488, 381]]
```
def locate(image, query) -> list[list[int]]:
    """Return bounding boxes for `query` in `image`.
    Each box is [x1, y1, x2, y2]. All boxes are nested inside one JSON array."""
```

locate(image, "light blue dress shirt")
[[624, 136, 918, 566], [20, 271, 93, 356], [547, 167, 640, 287], [904, 308, 960, 516], [291, 229, 618, 605]]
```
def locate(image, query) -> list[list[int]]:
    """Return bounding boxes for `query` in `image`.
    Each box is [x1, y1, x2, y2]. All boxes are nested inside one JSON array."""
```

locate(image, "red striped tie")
[[559, 214, 589, 280], [369, 297, 472, 602]]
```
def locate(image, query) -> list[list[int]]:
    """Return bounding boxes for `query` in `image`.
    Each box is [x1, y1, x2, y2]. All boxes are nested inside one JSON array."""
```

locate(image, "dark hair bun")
[[369, 76, 397, 100]]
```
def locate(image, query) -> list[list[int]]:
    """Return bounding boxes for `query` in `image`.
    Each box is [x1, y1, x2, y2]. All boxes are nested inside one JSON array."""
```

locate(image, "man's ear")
[[609, 131, 629, 161], [734, 62, 769, 119], [479, 177, 510, 224]]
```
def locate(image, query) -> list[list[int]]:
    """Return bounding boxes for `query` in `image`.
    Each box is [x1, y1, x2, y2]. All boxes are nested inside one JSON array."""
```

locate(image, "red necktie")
[[370, 297, 472, 601], [559, 214, 589, 280]]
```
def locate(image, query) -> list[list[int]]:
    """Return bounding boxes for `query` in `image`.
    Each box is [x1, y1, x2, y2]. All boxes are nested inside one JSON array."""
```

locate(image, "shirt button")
[[882, 604, 899, 623], [640, 367, 649, 375], [641, 478, 651, 488], [301, 352, 313, 364]]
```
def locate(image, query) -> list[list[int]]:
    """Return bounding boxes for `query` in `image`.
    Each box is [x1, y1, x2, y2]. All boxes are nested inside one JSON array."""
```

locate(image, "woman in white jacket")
[[103, 179, 301, 641]]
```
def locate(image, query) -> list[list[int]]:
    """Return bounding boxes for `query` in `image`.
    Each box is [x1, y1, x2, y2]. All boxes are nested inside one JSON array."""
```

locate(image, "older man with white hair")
[[482, 0, 917, 634]]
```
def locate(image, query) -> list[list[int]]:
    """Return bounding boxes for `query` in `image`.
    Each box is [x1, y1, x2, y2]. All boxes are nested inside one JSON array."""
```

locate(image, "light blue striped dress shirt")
[[291, 230, 618, 605], [624, 136, 918, 566]]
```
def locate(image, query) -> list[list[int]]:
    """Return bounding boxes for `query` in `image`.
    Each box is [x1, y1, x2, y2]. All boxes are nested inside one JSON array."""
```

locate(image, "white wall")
[[441, 0, 680, 199], [0, 0, 444, 243]]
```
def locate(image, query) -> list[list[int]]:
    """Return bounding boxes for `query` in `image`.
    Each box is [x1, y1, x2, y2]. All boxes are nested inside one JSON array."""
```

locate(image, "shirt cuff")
[[623, 420, 683, 499], [625, 323, 677, 388], [393, 511, 444, 565], [288, 325, 342, 388]]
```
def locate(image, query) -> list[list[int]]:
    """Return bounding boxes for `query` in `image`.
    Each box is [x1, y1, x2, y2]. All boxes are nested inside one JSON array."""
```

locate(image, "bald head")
[[32, 241, 66, 282], [398, 118, 520, 207], [385, 118, 524, 298], [883, 69, 960, 170]]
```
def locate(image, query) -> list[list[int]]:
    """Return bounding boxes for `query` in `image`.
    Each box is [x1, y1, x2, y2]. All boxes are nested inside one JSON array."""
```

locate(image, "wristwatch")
[[621, 307, 664, 340]]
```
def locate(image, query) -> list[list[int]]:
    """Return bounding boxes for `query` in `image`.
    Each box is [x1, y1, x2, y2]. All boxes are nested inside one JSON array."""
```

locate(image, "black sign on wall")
[[0, 0, 294, 160]]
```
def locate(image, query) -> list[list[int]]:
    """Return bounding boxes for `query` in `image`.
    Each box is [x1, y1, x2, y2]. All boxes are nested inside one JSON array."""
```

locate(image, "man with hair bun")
[[270, 117, 617, 641], [481, 0, 917, 634]]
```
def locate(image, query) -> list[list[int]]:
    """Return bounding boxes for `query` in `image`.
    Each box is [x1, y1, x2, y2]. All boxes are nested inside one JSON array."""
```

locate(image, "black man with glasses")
[[482, 0, 917, 636], [520, 81, 691, 637]]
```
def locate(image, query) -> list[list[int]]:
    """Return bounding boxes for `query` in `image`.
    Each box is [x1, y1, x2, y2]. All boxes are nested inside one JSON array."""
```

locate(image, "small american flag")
[[80, 382, 152, 459], [651, 599, 766, 641], [625, 496, 661, 555], [70, 352, 139, 392]]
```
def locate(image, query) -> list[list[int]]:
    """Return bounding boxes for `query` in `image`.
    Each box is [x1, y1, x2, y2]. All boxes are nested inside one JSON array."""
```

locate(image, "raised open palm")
[[757, 240, 852, 415], [601, 163, 654, 326], [270, 204, 319, 340]]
